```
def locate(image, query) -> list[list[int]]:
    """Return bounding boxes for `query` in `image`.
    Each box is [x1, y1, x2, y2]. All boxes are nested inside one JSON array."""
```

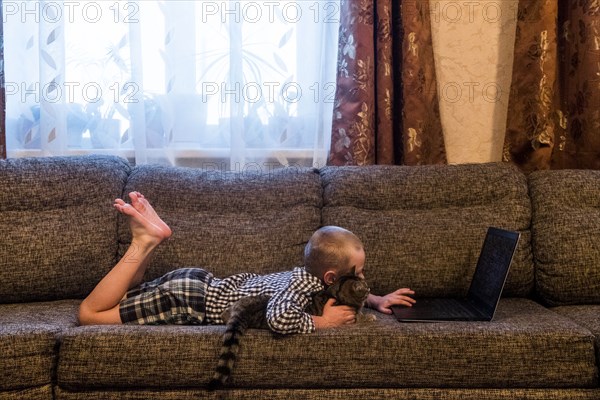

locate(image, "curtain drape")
[[2, 1, 339, 169], [505, 0, 600, 172], [328, 0, 446, 166]]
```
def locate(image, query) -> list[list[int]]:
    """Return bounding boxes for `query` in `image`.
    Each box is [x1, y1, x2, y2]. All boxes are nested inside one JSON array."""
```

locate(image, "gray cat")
[[208, 272, 373, 390]]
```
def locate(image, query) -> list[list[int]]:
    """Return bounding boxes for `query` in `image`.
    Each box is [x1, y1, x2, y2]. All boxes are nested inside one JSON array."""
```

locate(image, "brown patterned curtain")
[[505, 0, 600, 172], [328, 0, 446, 166]]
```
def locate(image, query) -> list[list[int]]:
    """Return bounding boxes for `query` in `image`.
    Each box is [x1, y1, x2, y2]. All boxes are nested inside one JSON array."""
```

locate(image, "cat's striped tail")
[[208, 316, 246, 391]]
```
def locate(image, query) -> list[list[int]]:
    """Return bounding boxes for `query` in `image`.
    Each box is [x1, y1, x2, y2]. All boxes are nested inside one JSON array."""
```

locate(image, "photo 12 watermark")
[[199, 1, 340, 24], [439, 81, 503, 104], [4, 80, 338, 105], [199, 160, 315, 176], [2, 1, 139, 24], [401, 1, 519, 24], [4, 81, 139, 104], [201, 81, 336, 104], [2, 1, 341, 25]]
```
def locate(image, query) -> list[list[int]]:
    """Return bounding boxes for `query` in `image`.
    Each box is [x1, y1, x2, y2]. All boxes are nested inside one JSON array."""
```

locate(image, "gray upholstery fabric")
[[529, 170, 600, 305], [119, 165, 322, 280], [0, 326, 57, 391], [57, 299, 596, 390], [0, 299, 80, 326], [0, 386, 53, 400], [2, 156, 599, 398], [321, 163, 533, 297], [0, 155, 130, 302], [0, 300, 80, 391], [552, 305, 600, 363], [54, 388, 600, 400]]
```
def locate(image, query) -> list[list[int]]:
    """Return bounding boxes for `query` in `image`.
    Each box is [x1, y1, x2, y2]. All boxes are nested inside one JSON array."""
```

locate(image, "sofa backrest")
[[529, 170, 600, 306], [8, 155, 580, 305], [0, 155, 130, 303], [120, 164, 322, 281], [320, 163, 534, 298]]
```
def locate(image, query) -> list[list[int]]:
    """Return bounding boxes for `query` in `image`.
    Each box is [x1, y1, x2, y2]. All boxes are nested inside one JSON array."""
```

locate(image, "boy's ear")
[[323, 270, 337, 286]]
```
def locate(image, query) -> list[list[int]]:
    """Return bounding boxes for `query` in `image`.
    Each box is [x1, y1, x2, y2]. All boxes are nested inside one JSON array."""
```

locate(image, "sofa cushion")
[[0, 155, 130, 302], [52, 388, 600, 400], [119, 165, 322, 280], [0, 300, 80, 392], [0, 386, 53, 400], [552, 305, 600, 363], [320, 163, 533, 297], [57, 299, 596, 390], [529, 170, 600, 305]]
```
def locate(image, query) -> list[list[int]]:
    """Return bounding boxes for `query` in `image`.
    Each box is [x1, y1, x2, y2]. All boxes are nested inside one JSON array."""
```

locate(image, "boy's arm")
[[266, 269, 324, 334], [312, 298, 357, 328], [266, 301, 314, 334], [366, 289, 416, 314], [266, 269, 359, 334], [267, 293, 357, 333]]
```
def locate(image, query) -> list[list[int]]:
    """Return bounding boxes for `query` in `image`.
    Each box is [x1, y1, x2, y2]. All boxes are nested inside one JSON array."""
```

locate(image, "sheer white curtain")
[[4, 1, 339, 169]]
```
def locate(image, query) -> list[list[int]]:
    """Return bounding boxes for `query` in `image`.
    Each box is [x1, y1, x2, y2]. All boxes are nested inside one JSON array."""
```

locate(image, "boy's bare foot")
[[114, 193, 172, 246], [127, 192, 172, 238]]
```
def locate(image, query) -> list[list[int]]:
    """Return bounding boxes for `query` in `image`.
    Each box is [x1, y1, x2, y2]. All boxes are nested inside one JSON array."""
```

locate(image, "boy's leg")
[[78, 192, 172, 325], [118, 192, 171, 287]]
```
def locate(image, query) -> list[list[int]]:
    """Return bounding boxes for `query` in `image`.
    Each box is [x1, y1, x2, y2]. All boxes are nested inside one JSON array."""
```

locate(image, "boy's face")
[[348, 247, 366, 279]]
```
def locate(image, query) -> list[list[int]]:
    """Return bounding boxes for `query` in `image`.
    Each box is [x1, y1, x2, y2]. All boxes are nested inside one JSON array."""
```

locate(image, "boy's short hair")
[[304, 226, 363, 278]]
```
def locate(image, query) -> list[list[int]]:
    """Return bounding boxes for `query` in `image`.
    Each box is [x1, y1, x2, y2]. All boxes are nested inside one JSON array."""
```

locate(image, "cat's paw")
[[356, 313, 377, 323]]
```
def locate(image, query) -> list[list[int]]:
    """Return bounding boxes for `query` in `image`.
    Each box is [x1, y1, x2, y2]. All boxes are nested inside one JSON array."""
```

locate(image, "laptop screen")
[[467, 228, 520, 316]]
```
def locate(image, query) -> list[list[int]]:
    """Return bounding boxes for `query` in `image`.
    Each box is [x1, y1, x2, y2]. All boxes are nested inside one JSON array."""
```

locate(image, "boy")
[[79, 192, 415, 334]]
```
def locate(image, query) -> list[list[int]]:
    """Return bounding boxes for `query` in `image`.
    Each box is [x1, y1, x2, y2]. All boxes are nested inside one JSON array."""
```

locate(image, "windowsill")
[[7, 147, 328, 169]]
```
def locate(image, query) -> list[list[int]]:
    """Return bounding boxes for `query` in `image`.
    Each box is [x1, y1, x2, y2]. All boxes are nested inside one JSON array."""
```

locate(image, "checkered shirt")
[[205, 266, 324, 334]]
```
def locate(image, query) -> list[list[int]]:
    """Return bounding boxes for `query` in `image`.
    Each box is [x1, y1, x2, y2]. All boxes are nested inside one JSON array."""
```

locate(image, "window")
[[3, 1, 340, 169]]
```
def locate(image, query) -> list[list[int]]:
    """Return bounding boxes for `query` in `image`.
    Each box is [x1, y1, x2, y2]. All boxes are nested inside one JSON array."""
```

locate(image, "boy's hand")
[[313, 298, 356, 329], [367, 289, 416, 314]]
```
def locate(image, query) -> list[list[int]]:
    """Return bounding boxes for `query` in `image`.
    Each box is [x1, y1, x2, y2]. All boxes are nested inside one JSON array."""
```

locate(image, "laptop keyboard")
[[417, 298, 473, 315], [397, 298, 482, 319]]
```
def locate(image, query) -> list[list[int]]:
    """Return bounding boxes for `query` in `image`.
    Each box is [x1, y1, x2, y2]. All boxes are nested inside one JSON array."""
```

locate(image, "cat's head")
[[326, 267, 370, 309]]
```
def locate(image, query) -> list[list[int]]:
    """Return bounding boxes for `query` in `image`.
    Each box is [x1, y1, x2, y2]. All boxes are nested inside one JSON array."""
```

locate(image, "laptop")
[[391, 227, 520, 322]]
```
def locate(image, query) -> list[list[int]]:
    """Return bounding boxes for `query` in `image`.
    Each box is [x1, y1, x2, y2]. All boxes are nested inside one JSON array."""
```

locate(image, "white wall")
[[429, 0, 518, 163]]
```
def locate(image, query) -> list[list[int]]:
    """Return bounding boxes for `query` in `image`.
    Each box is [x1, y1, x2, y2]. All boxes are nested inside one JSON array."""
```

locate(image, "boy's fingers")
[[402, 296, 416, 303], [399, 296, 416, 305], [342, 308, 356, 320]]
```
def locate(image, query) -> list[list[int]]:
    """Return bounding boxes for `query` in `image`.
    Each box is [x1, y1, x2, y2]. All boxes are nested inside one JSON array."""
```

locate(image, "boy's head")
[[304, 226, 365, 286]]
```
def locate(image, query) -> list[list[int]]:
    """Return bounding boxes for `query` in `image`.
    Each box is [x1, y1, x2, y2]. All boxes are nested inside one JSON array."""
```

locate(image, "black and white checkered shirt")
[[204, 266, 324, 334]]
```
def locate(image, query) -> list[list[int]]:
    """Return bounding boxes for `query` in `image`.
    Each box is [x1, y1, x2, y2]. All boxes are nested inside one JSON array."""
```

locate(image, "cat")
[[207, 270, 373, 390]]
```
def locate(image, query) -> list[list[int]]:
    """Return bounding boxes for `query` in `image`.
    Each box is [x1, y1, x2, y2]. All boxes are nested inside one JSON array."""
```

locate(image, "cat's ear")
[[350, 265, 356, 277]]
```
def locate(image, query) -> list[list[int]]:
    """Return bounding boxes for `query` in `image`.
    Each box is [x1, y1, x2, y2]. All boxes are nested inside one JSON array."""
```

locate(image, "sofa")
[[0, 155, 598, 399]]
